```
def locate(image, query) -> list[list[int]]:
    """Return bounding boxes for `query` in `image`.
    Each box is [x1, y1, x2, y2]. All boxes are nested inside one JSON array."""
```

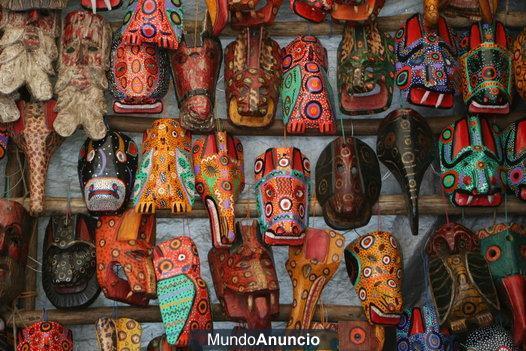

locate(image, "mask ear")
[[405, 14, 423, 47], [437, 16, 452, 47], [470, 22, 482, 49], [495, 21, 507, 48], [409, 307, 426, 335], [452, 118, 471, 159]]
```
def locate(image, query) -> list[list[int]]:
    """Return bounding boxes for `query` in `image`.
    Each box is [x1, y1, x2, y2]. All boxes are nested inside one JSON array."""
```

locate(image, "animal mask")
[[153, 236, 213, 347], [459, 21, 512, 114], [338, 23, 395, 115], [331, 0, 384, 22], [0, 200, 31, 309], [478, 223, 526, 349], [81, 0, 122, 12], [78, 131, 139, 216], [316, 136, 381, 230], [254, 147, 311, 246], [337, 321, 385, 351], [193, 132, 244, 248], [290, 0, 332, 23], [501, 119, 526, 201], [16, 321, 73, 351], [109, 30, 169, 114], [424, 0, 497, 28], [7, 100, 63, 215], [394, 14, 458, 109], [208, 220, 279, 329], [42, 215, 100, 309], [281, 35, 336, 134], [225, 27, 281, 128], [464, 325, 519, 351], [376, 109, 433, 236], [345, 231, 403, 326], [228, 0, 282, 29], [132, 119, 195, 214], [0, 0, 69, 9], [120, 0, 183, 49], [439, 115, 503, 207], [0, 128, 8, 160], [54, 11, 112, 140], [95, 210, 157, 306], [172, 35, 222, 132], [513, 27, 526, 102], [95, 317, 142, 351]]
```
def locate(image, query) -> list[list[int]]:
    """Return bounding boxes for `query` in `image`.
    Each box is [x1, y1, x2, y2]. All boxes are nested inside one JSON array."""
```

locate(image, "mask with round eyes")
[[501, 119, 526, 201], [424, 0, 497, 30], [95, 317, 142, 351], [459, 21, 512, 115], [42, 215, 100, 310], [316, 136, 381, 230], [439, 115, 503, 207], [254, 147, 311, 246], [331, 0, 384, 22], [81, 0, 123, 12], [153, 236, 213, 347], [464, 325, 519, 351], [78, 130, 139, 216], [17, 321, 73, 351], [337, 321, 385, 351], [228, 0, 282, 28], [345, 231, 403, 326], [0, 0, 69, 9]]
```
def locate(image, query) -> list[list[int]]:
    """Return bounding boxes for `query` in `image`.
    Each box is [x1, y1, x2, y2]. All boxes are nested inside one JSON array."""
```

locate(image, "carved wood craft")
[[82, 0, 122, 12], [424, 0, 497, 28], [16, 321, 73, 351], [95, 317, 142, 351]]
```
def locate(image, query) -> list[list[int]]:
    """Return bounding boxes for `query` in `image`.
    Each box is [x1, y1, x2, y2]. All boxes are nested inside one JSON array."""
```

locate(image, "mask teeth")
[[104, 0, 112, 10], [91, 0, 97, 13], [435, 93, 444, 108]]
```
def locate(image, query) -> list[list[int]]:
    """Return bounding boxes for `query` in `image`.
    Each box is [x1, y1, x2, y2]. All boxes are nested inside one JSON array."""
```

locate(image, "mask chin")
[[341, 82, 389, 112], [228, 99, 275, 128]]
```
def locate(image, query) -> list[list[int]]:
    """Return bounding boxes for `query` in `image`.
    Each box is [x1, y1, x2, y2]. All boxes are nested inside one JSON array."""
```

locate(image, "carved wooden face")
[[0, 0, 69, 10], [228, 0, 282, 28], [81, 0, 123, 11], [17, 321, 73, 351], [426, 222, 479, 257], [501, 119, 526, 201]]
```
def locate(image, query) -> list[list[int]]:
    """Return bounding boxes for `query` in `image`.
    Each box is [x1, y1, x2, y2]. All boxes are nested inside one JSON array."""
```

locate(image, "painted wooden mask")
[[439, 115, 503, 207], [0, 199, 31, 309], [132, 119, 195, 214], [464, 325, 519, 351], [95, 317, 142, 351], [109, 30, 169, 114], [424, 0, 497, 28], [513, 27, 526, 102], [286, 228, 344, 329], [501, 119, 526, 201], [81, 0, 123, 12], [16, 321, 73, 351], [225, 27, 281, 129], [95, 210, 157, 306], [42, 215, 100, 309], [281, 35, 336, 134], [316, 136, 381, 230], [208, 220, 279, 329], [290, 0, 332, 23], [172, 34, 222, 132], [337, 321, 385, 351], [459, 21, 512, 115], [153, 236, 213, 347], [78, 131, 139, 216], [377, 109, 433, 236], [338, 23, 395, 115], [193, 132, 244, 248], [0, 0, 69, 9], [394, 14, 457, 109], [331, 0, 384, 22], [254, 147, 311, 246], [228, 0, 282, 29]]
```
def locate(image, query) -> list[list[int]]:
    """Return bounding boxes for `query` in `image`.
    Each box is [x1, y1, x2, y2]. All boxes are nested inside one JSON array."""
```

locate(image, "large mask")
[[0, 199, 31, 309], [95, 317, 141, 351], [501, 119, 526, 201], [286, 228, 343, 329], [16, 321, 73, 351], [394, 14, 457, 109], [424, 0, 497, 28], [42, 215, 100, 309], [81, 0, 122, 12], [172, 34, 222, 132], [513, 27, 526, 102], [337, 23, 395, 115], [478, 223, 526, 349], [208, 220, 279, 329], [95, 210, 157, 306], [225, 27, 281, 128], [439, 115, 503, 207], [153, 236, 213, 347], [54, 11, 112, 140], [459, 21, 512, 114], [7, 100, 63, 215], [316, 136, 381, 230], [376, 109, 433, 236], [281, 35, 336, 134], [108, 30, 169, 114], [78, 130, 139, 216], [193, 132, 244, 248], [132, 119, 195, 214], [254, 147, 311, 246], [345, 231, 403, 326], [464, 325, 519, 351]]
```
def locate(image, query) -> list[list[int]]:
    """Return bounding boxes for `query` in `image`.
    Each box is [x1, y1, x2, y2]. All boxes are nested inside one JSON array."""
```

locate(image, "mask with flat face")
[[464, 325, 519, 351], [17, 321, 73, 351], [501, 119, 526, 201]]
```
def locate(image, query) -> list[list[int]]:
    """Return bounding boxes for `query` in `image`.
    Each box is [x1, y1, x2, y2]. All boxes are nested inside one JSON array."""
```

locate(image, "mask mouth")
[[469, 100, 510, 114], [84, 177, 126, 212], [369, 303, 401, 326], [341, 83, 389, 112], [52, 279, 89, 294], [453, 190, 502, 207], [113, 100, 163, 114], [332, 1, 376, 21], [409, 87, 454, 108]]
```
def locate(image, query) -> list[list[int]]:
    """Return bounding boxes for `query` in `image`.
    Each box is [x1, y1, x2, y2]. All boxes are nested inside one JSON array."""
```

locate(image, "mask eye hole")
[[116, 151, 127, 163], [86, 150, 95, 162], [178, 254, 186, 261], [485, 245, 501, 262]]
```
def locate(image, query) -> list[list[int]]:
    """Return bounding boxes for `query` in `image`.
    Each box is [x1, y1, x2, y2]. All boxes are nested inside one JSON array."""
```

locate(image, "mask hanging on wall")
[[513, 27, 526, 102], [424, 0, 497, 28], [376, 109, 433, 236], [331, 0, 384, 22], [16, 321, 73, 351], [316, 136, 381, 230], [336, 321, 385, 351], [95, 317, 142, 351], [254, 147, 311, 246], [0, 1, 69, 9], [501, 119, 526, 201], [464, 325, 519, 351], [81, 0, 122, 12], [228, 0, 282, 29]]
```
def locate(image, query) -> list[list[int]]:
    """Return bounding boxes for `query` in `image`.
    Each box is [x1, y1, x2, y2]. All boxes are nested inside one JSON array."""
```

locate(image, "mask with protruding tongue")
[[501, 119, 526, 202]]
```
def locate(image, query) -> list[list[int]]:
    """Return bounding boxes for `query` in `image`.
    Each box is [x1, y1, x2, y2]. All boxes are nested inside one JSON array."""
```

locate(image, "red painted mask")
[[81, 0, 123, 12], [331, 0, 385, 22], [426, 222, 479, 256], [229, 0, 282, 28], [290, 0, 332, 23], [17, 321, 73, 351]]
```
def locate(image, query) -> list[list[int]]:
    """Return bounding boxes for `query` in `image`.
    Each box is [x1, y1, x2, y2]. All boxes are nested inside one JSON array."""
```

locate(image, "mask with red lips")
[[501, 119, 526, 201]]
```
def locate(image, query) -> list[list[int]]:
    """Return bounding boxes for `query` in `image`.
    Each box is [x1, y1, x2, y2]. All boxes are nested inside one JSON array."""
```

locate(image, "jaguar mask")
[[501, 119, 526, 201], [81, 0, 123, 12], [95, 317, 142, 351], [17, 321, 73, 351]]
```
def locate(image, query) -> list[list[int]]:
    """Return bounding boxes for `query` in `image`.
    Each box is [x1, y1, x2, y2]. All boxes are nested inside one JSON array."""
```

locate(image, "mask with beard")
[[54, 10, 112, 140], [0, 1, 69, 9], [81, 0, 123, 12], [17, 321, 73, 351]]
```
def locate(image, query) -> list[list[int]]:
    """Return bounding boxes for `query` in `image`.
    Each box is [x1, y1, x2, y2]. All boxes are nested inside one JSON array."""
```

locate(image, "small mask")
[[331, 0, 384, 22], [513, 27, 526, 102], [95, 317, 142, 351], [459, 21, 512, 114], [501, 119, 526, 201], [464, 325, 519, 351], [17, 322, 73, 351], [96, 210, 157, 306], [42, 215, 100, 309], [254, 147, 311, 246], [316, 136, 381, 230], [424, 0, 497, 28], [439, 115, 503, 207], [132, 119, 195, 214], [54, 10, 112, 140], [337, 321, 385, 351], [394, 14, 458, 109], [193, 132, 244, 248], [345, 231, 403, 326], [208, 220, 279, 329], [228, 0, 282, 29], [153, 236, 213, 347], [172, 35, 222, 132], [204, 0, 228, 36], [0, 128, 8, 160], [377, 109, 433, 236], [81, 0, 123, 12], [225, 27, 281, 128], [0, 0, 69, 9], [338, 23, 395, 115], [290, 0, 332, 23], [78, 130, 139, 216], [281, 35, 336, 134]]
